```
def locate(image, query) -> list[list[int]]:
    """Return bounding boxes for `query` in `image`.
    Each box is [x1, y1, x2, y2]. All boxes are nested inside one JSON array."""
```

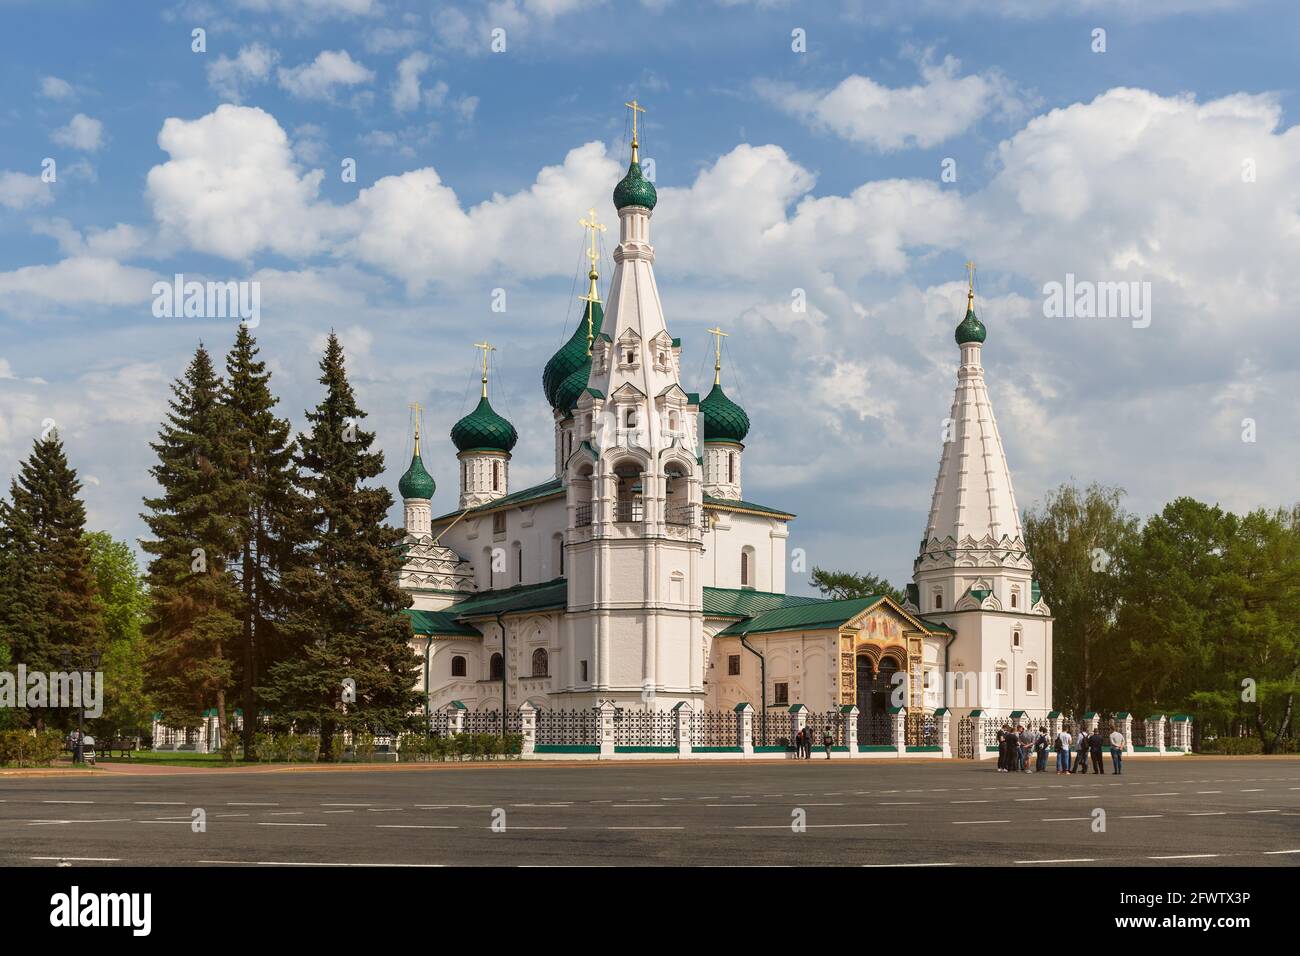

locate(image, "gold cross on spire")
[[579, 208, 607, 354], [408, 401, 422, 455], [707, 326, 729, 386], [965, 260, 976, 308], [624, 98, 646, 162], [473, 340, 495, 398]]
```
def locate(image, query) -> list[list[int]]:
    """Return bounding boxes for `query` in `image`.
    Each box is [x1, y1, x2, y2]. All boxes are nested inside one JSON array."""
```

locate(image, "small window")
[[493, 459, 501, 491], [490, 653, 504, 681], [774, 682, 789, 705], [1010, 590, 1019, 609], [727, 654, 740, 676], [727, 452, 735, 484], [995, 670, 1004, 691], [626, 408, 637, 429], [492, 512, 506, 535], [1026, 671, 1035, 693], [451, 655, 466, 677], [531, 648, 548, 677], [1012, 629, 1022, 648], [934, 591, 943, 610], [579, 660, 588, 682], [626, 350, 635, 364], [740, 550, 751, 587], [516, 545, 523, 583]]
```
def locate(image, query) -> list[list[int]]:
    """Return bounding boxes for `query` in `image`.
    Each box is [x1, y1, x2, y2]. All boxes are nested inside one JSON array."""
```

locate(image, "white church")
[[395, 112, 1053, 729]]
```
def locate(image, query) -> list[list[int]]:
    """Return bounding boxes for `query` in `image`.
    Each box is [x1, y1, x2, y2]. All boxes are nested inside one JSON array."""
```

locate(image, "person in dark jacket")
[[1089, 729, 1106, 773]]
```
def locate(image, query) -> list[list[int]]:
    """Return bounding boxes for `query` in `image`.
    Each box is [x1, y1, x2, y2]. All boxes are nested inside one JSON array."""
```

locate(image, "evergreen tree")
[[260, 333, 419, 759], [221, 326, 300, 757], [0, 434, 106, 729], [809, 567, 903, 604], [140, 345, 242, 735]]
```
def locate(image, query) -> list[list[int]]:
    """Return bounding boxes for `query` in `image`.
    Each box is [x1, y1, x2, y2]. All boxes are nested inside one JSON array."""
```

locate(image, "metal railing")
[[614, 499, 643, 522], [574, 503, 592, 527]]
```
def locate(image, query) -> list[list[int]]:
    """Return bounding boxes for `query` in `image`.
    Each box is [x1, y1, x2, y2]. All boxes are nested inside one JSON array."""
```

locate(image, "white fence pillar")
[[1171, 714, 1192, 752], [1150, 714, 1167, 754], [446, 700, 466, 736], [673, 702, 692, 757], [519, 702, 536, 755], [843, 705, 859, 756], [736, 702, 754, 756], [891, 706, 906, 756], [598, 700, 616, 757], [935, 707, 951, 758], [790, 704, 807, 750]]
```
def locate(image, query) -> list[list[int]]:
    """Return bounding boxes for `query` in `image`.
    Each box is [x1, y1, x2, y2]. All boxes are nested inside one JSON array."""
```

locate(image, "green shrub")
[[0, 730, 64, 767]]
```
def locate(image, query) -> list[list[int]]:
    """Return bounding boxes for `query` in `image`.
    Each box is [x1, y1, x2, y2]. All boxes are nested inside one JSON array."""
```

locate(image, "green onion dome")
[[450, 396, 518, 453], [554, 356, 592, 417], [700, 382, 750, 443], [955, 306, 986, 345], [612, 160, 657, 211], [398, 451, 435, 500], [543, 301, 603, 409]]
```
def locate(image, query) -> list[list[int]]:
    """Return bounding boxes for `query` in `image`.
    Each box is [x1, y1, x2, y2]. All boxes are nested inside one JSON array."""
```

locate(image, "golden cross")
[[473, 341, 494, 398], [579, 207, 606, 270], [965, 260, 976, 306], [624, 98, 646, 161], [707, 326, 728, 385], [408, 401, 422, 453]]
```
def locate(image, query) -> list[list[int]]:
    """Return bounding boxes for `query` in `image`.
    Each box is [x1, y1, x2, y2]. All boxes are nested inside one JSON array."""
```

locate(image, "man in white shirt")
[[1109, 727, 1126, 774], [1055, 727, 1073, 774]]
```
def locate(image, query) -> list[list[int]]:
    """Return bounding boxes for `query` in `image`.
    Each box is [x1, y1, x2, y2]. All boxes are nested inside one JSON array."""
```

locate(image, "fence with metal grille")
[[463, 710, 504, 735], [957, 715, 975, 758], [428, 711, 450, 737], [1163, 720, 1173, 749], [905, 713, 938, 747], [690, 710, 739, 748], [536, 708, 600, 746], [613, 708, 677, 747], [857, 711, 893, 746], [810, 711, 846, 745], [1132, 720, 1148, 747], [752, 711, 792, 747]]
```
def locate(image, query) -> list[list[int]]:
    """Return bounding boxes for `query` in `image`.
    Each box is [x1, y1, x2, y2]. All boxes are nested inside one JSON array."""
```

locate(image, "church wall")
[[934, 611, 1052, 716], [702, 510, 788, 592], [705, 630, 840, 713]]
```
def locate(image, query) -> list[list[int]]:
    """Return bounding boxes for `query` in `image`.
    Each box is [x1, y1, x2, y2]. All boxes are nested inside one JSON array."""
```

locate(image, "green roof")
[[398, 451, 435, 500], [452, 578, 567, 618], [716, 596, 884, 636], [405, 608, 481, 637], [554, 356, 592, 414], [702, 586, 825, 619], [917, 616, 956, 634], [451, 395, 518, 453], [430, 478, 563, 524], [613, 158, 657, 210], [700, 382, 750, 443], [543, 301, 602, 409], [955, 306, 987, 345], [703, 495, 794, 519]]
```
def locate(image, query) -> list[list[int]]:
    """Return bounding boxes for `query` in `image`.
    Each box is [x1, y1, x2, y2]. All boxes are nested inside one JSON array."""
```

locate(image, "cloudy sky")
[[2, 0, 1298, 593]]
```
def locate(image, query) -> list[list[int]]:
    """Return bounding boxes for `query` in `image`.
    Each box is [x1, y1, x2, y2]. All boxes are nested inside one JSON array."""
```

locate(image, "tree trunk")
[[241, 543, 256, 760]]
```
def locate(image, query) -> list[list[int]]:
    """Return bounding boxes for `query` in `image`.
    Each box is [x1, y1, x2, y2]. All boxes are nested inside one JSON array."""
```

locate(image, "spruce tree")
[[221, 326, 300, 757], [140, 345, 242, 735], [261, 333, 419, 759], [0, 434, 106, 729]]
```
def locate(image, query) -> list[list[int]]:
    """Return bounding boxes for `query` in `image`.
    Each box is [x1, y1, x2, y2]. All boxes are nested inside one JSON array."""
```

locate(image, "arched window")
[[531, 648, 548, 677], [450, 655, 466, 677], [1026, 661, 1039, 693], [513, 542, 523, 583], [492, 460, 501, 491], [665, 462, 689, 524], [1010, 586, 1020, 609], [489, 653, 504, 681], [727, 452, 735, 484], [994, 660, 1007, 692], [626, 408, 637, 429], [740, 548, 754, 588], [1012, 627, 1022, 648], [933, 590, 943, 610]]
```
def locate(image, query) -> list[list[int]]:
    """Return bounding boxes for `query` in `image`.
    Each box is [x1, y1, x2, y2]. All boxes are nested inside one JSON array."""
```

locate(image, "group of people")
[[995, 723, 1126, 775], [792, 725, 836, 759]]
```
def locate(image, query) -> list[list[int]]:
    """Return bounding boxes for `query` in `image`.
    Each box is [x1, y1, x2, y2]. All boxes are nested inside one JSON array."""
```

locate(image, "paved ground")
[[2, 757, 1297, 867]]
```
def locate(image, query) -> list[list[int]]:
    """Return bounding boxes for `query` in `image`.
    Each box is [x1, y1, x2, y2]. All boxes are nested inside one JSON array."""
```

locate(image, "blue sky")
[[3, 0, 1300, 593]]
